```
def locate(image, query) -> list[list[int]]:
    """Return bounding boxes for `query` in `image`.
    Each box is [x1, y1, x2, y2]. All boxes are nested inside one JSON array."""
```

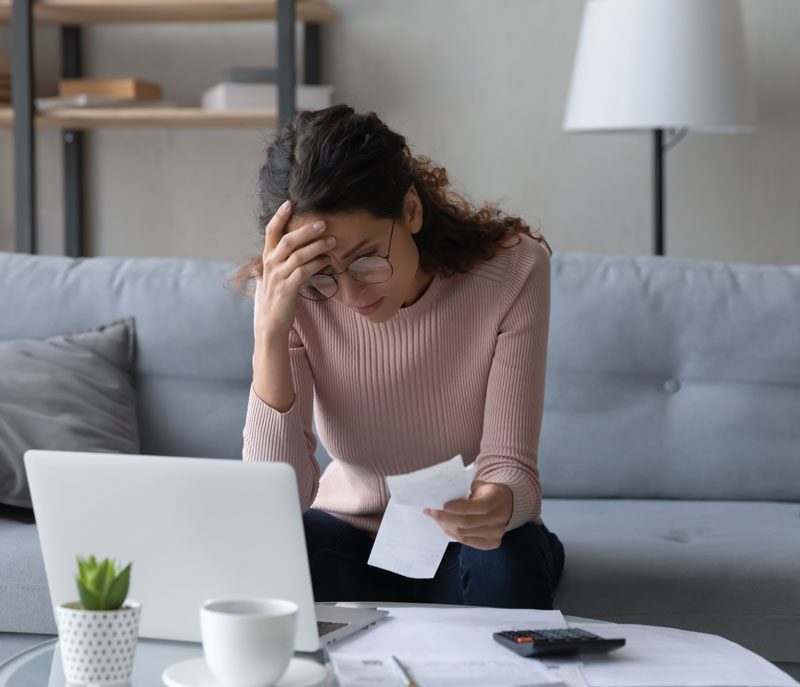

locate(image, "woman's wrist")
[[254, 324, 289, 353], [252, 330, 294, 413]]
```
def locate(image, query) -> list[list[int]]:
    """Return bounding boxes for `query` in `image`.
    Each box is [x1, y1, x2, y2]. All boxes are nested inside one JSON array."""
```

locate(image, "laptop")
[[24, 450, 388, 652]]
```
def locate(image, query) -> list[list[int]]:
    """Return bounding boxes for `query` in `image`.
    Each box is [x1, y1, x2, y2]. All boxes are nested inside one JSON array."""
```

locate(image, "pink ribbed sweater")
[[242, 234, 551, 536]]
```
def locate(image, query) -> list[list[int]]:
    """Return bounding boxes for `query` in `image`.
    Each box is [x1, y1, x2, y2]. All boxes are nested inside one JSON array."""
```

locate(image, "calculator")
[[493, 628, 626, 657]]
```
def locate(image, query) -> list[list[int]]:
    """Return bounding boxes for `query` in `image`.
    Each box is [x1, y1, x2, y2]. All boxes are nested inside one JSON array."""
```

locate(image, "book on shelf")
[[59, 78, 162, 101], [35, 94, 176, 112]]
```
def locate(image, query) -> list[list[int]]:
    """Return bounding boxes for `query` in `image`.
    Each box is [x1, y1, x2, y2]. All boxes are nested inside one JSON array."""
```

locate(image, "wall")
[[1, 0, 798, 265]]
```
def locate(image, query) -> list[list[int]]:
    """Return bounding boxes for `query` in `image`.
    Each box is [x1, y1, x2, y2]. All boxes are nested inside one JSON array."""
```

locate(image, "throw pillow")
[[0, 318, 140, 509]]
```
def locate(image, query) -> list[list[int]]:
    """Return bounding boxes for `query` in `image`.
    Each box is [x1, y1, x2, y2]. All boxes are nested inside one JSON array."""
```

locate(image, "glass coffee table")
[[0, 607, 598, 687], [0, 636, 216, 687]]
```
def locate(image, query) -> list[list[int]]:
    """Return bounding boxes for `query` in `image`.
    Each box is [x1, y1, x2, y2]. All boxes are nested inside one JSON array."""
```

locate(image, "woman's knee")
[[302, 508, 370, 563], [302, 509, 419, 603], [301, 509, 375, 602], [457, 521, 563, 609], [540, 522, 566, 588], [302, 508, 335, 560]]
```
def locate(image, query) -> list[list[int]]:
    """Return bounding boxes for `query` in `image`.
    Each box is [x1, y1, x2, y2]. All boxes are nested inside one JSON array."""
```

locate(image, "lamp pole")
[[653, 129, 664, 256]]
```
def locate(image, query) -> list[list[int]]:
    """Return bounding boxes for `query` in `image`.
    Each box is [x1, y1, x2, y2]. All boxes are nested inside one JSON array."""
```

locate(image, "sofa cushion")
[[0, 505, 56, 634], [539, 254, 800, 502], [0, 319, 140, 508], [543, 498, 800, 663]]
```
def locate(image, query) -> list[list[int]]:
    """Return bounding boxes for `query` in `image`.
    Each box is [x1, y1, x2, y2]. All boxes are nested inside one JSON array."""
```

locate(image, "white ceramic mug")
[[200, 598, 298, 687]]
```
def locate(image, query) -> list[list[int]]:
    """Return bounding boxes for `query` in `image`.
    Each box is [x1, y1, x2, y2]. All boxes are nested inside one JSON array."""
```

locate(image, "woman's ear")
[[405, 185, 424, 235]]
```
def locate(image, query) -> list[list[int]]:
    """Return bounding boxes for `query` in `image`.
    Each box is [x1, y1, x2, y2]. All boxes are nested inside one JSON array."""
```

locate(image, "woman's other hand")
[[424, 480, 513, 550]]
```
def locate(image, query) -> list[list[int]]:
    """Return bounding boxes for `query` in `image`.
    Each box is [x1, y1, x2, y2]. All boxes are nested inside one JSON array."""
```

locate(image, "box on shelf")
[[201, 83, 333, 111], [59, 78, 162, 101]]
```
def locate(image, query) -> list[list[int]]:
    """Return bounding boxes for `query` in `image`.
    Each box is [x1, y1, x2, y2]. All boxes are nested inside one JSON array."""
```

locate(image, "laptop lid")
[[24, 450, 326, 651]]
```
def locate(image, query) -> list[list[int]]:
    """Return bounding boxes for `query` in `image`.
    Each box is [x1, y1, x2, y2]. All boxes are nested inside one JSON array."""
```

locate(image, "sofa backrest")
[[538, 252, 800, 501], [0, 253, 253, 462], [2, 251, 798, 502]]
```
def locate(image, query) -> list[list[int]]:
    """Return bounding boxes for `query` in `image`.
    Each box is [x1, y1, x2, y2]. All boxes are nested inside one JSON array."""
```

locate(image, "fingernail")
[[281, 200, 291, 212], [313, 221, 326, 231]]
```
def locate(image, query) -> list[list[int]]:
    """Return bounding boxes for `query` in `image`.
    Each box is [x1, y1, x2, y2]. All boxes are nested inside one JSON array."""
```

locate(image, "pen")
[[390, 654, 418, 687]]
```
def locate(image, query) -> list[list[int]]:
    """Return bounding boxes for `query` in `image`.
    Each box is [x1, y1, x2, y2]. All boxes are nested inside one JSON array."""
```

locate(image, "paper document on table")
[[401, 658, 566, 686], [327, 606, 568, 660], [331, 653, 566, 687], [568, 622, 799, 687], [368, 454, 475, 578]]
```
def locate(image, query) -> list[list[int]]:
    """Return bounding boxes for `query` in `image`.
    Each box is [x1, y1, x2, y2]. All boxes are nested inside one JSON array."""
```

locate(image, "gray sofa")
[[1, 250, 798, 677]]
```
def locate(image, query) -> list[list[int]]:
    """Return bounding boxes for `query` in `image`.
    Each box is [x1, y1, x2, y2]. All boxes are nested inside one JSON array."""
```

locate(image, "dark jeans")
[[303, 508, 566, 609]]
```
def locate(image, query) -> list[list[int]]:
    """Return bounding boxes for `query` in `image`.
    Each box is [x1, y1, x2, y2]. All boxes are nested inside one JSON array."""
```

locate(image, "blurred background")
[[0, 0, 798, 265]]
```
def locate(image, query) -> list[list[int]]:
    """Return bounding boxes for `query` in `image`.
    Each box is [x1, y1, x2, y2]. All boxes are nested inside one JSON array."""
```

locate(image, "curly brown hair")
[[232, 104, 550, 292]]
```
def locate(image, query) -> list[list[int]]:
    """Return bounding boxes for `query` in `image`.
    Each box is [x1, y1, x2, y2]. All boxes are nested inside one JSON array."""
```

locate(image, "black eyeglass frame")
[[299, 217, 396, 301]]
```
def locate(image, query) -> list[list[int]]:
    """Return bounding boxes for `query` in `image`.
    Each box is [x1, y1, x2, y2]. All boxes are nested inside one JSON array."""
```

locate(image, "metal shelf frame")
[[10, 0, 321, 256]]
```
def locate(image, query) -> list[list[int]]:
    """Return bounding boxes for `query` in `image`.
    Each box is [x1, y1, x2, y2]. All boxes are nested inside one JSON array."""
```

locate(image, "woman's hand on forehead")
[[285, 215, 321, 234]]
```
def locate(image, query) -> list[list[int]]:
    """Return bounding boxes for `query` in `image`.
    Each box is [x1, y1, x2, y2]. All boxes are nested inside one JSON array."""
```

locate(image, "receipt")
[[329, 655, 402, 687], [367, 455, 475, 578]]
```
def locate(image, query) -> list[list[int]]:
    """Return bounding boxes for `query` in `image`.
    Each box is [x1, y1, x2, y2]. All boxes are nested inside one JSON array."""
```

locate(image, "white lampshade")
[[563, 0, 756, 133]]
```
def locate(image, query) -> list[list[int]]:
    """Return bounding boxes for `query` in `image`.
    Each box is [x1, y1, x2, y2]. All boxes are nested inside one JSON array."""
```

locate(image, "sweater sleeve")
[[241, 327, 321, 510], [474, 238, 551, 531]]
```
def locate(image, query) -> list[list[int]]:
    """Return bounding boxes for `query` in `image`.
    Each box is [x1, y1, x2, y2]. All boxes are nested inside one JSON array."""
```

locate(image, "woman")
[[237, 104, 565, 609]]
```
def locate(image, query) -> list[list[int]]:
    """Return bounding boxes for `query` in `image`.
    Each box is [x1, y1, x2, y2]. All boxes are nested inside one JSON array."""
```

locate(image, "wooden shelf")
[[0, 106, 279, 129], [0, 0, 337, 24]]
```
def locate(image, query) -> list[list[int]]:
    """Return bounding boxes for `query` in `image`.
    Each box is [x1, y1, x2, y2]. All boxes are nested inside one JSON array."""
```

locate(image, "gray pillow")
[[0, 319, 140, 509]]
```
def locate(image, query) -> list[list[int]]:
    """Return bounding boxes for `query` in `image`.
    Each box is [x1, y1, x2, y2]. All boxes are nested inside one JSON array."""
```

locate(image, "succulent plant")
[[75, 555, 132, 611]]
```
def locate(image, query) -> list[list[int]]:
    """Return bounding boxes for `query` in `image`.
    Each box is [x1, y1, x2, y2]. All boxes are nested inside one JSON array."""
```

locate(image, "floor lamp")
[[562, 0, 756, 256]]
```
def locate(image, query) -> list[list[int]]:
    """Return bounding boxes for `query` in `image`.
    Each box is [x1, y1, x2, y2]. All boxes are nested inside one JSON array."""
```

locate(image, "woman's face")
[[285, 186, 431, 323]]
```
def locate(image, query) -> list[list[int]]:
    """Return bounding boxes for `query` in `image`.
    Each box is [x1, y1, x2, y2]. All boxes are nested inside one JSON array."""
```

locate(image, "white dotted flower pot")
[[55, 599, 141, 687]]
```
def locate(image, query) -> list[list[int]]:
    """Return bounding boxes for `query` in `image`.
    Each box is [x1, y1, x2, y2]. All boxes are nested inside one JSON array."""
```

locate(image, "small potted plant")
[[55, 555, 141, 686]]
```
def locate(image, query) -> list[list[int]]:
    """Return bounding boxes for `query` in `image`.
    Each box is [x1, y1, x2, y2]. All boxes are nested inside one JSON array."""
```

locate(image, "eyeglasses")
[[298, 218, 396, 301]]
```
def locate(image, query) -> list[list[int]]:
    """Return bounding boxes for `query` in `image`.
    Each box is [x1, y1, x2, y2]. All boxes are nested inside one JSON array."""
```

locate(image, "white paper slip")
[[368, 455, 475, 578], [569, 622, 799, 687], [367, 498, 452, 578], [329, 654, 402, 687], [385, 454, 476, 508]]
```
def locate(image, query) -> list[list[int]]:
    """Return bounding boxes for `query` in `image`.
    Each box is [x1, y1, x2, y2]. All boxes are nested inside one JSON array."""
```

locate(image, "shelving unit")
[[0, 107, 280, 128], [2, 0, 338, 256], [0, 0, 338, 23]]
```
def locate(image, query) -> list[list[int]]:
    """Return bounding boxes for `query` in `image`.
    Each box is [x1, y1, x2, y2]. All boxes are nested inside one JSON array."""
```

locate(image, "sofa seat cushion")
[[0, 507, 56, 634], [543, 498, 800, 663]]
